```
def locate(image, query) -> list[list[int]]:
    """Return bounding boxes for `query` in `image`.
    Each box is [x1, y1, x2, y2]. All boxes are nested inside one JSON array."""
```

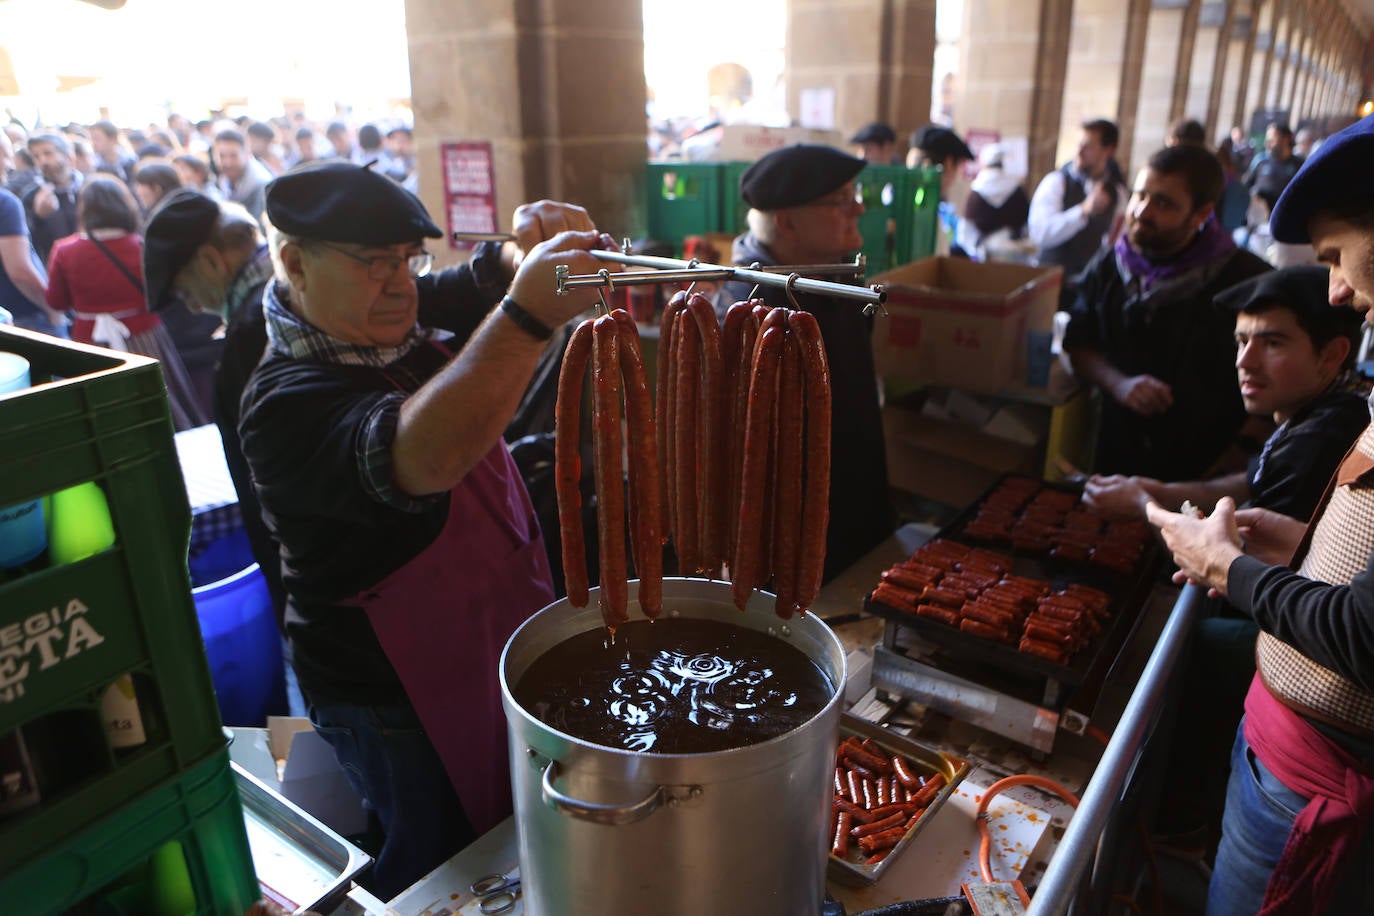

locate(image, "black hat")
[[1271, 113, 1374, 244], [739, 144, 866, 211], [142, 188, 221, 312], [849, 122, 896, 145], [265, 160, 441, 244], [1215, 266, 1362, 339], [909, 125, 973, 163]]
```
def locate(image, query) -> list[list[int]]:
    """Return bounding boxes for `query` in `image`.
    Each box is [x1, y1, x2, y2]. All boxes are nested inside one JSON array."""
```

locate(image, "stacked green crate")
[[854, 164, 911, 275], [645, 163, 723, 253], [0, 326, 256, 912], [907, 166, 944, 262], [718, 160, 752, 239]]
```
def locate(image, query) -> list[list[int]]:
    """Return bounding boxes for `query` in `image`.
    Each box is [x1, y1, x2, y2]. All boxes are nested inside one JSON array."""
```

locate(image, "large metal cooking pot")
[[500, 577, 846, 916]]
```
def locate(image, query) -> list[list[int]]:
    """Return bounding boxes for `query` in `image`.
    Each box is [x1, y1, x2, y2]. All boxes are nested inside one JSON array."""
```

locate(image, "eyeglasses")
[[314, 242, 434, 280]]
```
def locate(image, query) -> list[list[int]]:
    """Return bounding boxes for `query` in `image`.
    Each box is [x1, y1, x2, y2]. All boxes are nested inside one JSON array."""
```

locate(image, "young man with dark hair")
[[1244, 121, 1304, 213], [88, 119, 135, 183], [211, 127, 272, 221], [1065, 144, 1271, 481], [1149, 112, 1374, 915]]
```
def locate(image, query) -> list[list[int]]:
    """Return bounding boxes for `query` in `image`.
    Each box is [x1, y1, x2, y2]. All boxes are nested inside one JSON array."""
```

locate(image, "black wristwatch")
[[500, 297, 555, 341]]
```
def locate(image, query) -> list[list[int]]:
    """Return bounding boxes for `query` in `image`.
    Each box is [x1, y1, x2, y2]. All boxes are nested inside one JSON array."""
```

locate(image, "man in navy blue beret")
[[717, 144, 895, 580], [237, 159, 613, 898], [1147, 113, 1374, 915]]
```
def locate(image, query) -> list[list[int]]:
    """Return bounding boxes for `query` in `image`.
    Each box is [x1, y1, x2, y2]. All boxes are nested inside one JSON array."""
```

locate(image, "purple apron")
[[350, 351, 554, 833]]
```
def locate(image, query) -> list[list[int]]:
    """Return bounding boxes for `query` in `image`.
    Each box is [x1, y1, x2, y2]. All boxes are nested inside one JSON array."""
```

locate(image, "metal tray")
[[826, 714, 969, 887], [232, 762, 373, 915]]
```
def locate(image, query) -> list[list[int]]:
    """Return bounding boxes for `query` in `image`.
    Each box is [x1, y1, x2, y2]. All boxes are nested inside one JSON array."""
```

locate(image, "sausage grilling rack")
[[555, 246, 889, 316]]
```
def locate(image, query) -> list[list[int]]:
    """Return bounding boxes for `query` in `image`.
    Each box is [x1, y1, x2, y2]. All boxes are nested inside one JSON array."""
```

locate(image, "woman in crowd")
[[44, 174, 208, 429], [132, 162, 183, 217]]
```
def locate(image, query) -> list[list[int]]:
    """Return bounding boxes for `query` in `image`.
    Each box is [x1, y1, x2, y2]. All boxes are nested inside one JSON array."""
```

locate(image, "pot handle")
[[540, 759, 666, 825]]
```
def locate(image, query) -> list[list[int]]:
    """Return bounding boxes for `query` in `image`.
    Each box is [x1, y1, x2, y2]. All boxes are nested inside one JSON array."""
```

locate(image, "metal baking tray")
[[826, 714, 969, 887], [232, 762, 373, 915]]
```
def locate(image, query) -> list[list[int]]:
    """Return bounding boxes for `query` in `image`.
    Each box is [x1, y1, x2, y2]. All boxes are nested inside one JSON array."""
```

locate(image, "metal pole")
[[1026, 584, 1205, 915]]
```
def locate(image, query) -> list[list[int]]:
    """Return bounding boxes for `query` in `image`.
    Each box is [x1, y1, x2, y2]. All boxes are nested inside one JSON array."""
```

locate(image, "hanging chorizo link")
[[674, 307, 702, 574], [687, 294, 726, 575], [591, 315, 628, 631], [788, 309, 831, 613], [721, 301, 753, 562], [772, 325, 805, 619], [732, 317, 786, 612], [610, 309, 663, 618], [555, 319, 594, 608], [658, 291, 687, 546]]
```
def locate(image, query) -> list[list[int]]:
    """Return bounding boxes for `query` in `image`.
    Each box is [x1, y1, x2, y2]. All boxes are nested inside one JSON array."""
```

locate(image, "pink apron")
[[350, 349, 554, 833]]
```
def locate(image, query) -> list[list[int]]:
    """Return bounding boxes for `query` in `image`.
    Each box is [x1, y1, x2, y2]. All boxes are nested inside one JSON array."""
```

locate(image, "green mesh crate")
[[645, 162, 723, 251], [855, 164, 912, 275], [0, 326, 226, 871], [2, 746, 259, 915], [906, 166, 944, 262], [718, 160, 752, 239]]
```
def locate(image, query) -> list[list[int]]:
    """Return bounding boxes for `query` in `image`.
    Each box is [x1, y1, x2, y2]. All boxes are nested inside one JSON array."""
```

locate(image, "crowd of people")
[[0, 112, 418, 428]]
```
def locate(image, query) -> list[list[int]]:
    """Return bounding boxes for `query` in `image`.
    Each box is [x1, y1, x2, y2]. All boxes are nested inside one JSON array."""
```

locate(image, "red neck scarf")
[[1242, 675, 1374, 914]]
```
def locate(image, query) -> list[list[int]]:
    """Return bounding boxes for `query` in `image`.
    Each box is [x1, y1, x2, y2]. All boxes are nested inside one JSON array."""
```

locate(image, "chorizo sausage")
[[687, 295, 726, 574], [591, 315, 628, 630], [731, 320, 784, 611], [832, 810, 852, 858], [833, 794, 875, 824], [721, 302, 752, 560], [674, 308, 701, 574], [658, 292, 686, 545], [787, 309, 831, 612], [555, 319, 594, 608], [892, 756, 920, 789], [851, 811, 907, 838], [915, 603, 961, 627], [772, 326, 805, 618], [871, 582, 923, 609], [842, 743, 893, 775], [857, 826, 908, 854], [959, 617, 1011, 642], [610, 309, 662, 618]]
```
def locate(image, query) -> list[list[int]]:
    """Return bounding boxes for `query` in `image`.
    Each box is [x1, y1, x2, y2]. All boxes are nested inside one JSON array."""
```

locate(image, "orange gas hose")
[[975, 774, 1081, 884]]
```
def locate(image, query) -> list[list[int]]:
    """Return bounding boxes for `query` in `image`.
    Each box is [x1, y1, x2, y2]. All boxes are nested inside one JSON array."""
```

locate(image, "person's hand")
[[1233, 506, 1307, 566], [1083, 474, 1151, 520], [511, 200, 596, 256], [1111, 374, 1173, 415], [32, 183, 58, 218], [506, 229, 619, 329], [1084, 183, 1113, 217], [1145, 496, 1245, 597]]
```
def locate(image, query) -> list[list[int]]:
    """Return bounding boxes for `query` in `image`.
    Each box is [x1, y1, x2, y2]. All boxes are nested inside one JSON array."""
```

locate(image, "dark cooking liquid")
[[513, 618, 833, 754]]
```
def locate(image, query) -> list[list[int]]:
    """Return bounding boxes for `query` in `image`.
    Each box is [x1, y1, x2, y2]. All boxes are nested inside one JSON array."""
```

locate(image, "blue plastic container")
[[191, 563, 286, 726]]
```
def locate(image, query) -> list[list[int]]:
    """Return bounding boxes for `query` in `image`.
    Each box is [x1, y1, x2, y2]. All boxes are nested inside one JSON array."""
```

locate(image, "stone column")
[[1268, 0, 1294, 110], [1244, 0, 1278, 128], [1129, 0, 1194, 170], [787, 0, 936, 150], [1183, 0, 1232, 130], [1218, 1, 1258, 135], [954, 0, 1072, 181], [1204, 0, 1237, 133], [404, 0, 648, 268], [1116, 0, 1155, 172], [1056, 0, 1139, 167], [1171, 0, 1204, 123]]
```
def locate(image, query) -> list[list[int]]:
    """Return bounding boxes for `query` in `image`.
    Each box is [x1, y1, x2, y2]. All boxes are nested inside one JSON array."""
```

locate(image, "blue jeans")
[[1207, 722, 1374, 915], [310, 702, 474, 900]]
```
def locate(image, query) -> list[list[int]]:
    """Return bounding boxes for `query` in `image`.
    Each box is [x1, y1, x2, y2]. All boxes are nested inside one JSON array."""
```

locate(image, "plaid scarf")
[[262, 279, 441, 367]]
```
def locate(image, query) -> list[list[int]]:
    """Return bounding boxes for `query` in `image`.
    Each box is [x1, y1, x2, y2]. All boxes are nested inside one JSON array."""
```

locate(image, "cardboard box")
[[883, 402, 1043, 509], [871, 257, 1063, 394], [265, 716, 369, 837]]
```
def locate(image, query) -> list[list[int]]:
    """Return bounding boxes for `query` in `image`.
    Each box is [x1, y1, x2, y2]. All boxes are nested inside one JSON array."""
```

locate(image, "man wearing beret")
[[235, 160, 609, 898], [715, 144, 895, 580], [1148, 113, 1374, 915], [907, 124, 975, 255], [849, 121, 899, 164]]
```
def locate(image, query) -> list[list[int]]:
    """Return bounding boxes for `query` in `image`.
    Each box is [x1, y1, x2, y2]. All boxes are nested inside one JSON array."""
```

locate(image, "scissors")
[[470, 867, 521, 914]]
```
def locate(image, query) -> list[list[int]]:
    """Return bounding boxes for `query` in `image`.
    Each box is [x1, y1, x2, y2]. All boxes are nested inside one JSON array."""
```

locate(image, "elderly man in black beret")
[[235, 160, 609, 898], [1147, 113, 1374, 916], [715, 144, 894, 580]]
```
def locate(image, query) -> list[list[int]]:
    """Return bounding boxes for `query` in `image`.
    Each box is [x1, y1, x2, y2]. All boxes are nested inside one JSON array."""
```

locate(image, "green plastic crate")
[[645, 162, 723, 251], [2, 746, 259, 915], [907, 166, 944, 262], [855, 164, 912, 275], [0, 326, 226, 871], [718, 160, 752, 238]]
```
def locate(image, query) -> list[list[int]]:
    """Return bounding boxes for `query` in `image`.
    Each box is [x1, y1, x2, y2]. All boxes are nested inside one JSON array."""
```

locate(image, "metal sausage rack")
[[555, 244, 889, 315]]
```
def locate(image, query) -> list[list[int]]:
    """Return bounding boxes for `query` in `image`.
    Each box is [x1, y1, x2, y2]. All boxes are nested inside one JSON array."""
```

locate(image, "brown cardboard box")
[[871, 257, 1063, 394], [882, 402, 1043, 508]]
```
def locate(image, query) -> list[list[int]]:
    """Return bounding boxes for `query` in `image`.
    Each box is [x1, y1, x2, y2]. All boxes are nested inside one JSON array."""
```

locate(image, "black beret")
[[849, 122, 896, 145], [739, 144, 866, 211], [909, 125, 973, 163], [1271, 113, 1374, 244], [265, 160, 441, 244], [142, 188, 221, 312], [1215, 265, 1362, 339]]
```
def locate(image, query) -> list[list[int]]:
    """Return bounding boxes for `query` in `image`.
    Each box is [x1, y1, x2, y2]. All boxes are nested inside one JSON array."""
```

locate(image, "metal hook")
[[746, 262, 762, 302], [784, 273, 801, 311], [595, 269, 614, 315], [862, 284, 889, 318], [622, 237, 634, 256]]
